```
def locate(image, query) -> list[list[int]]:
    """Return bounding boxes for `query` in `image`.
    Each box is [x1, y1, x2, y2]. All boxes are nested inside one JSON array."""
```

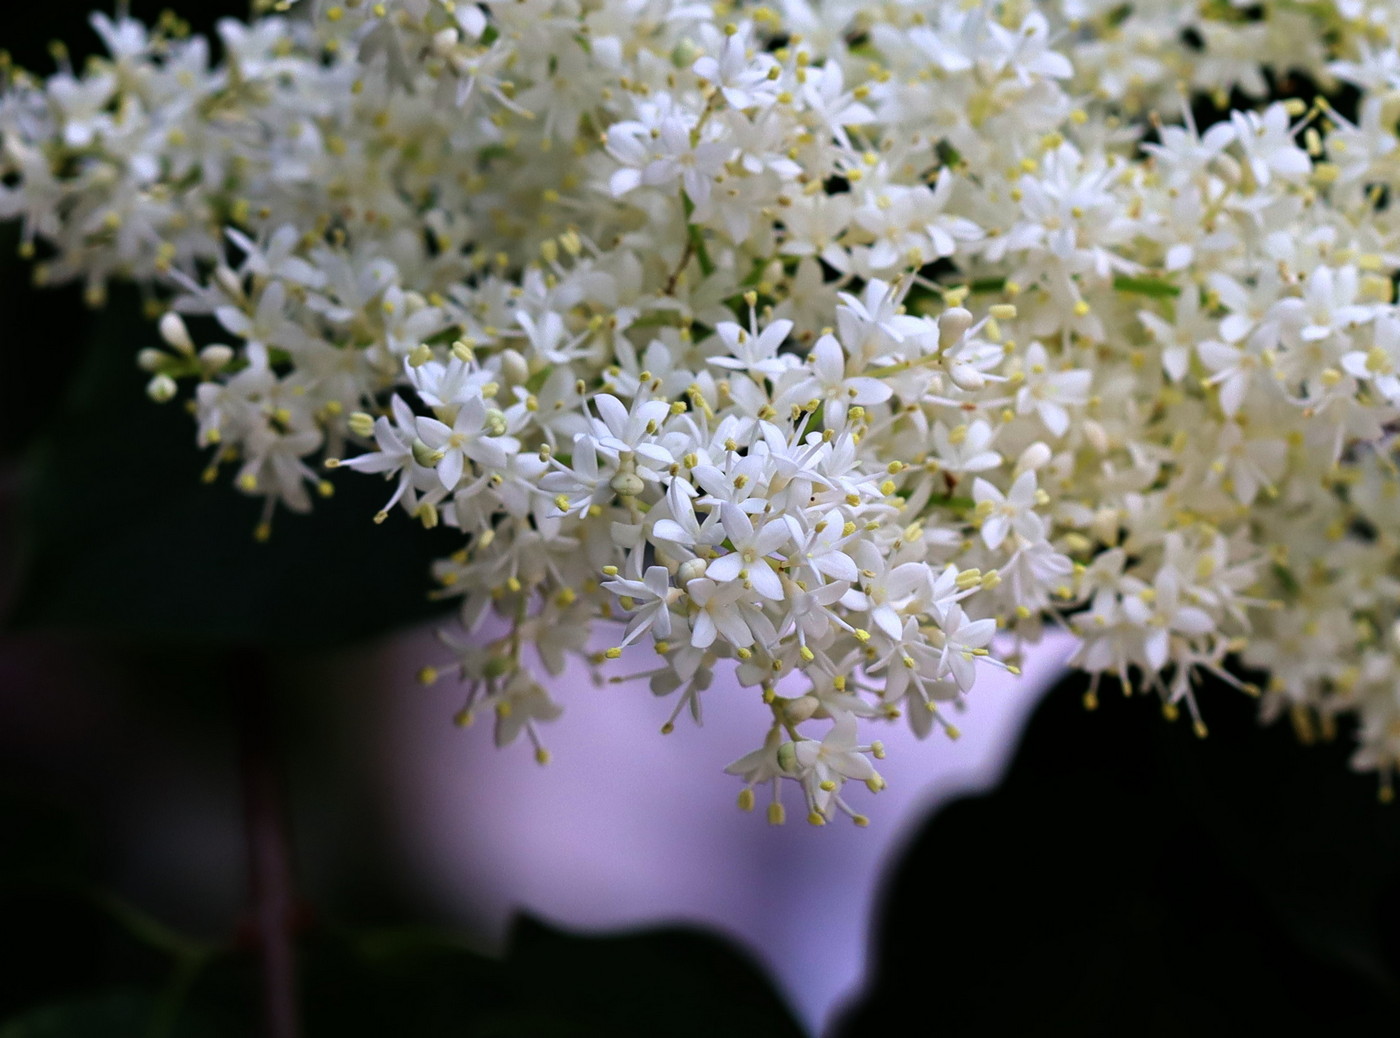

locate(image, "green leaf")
[[0, 990, 158, 1038], [837, 670, 1400, 1035], [6, 290, 460, 646]]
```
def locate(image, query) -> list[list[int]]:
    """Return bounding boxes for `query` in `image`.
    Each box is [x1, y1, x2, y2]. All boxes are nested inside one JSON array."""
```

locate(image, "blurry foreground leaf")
[[837, 671, 1400, 1035], [296, 917, 805, 1037], [487, 916, 807, 1038]]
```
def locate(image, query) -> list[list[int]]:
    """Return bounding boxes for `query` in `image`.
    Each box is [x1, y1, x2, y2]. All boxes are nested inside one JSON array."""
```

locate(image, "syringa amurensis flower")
[[9, 0, 1400, 818]]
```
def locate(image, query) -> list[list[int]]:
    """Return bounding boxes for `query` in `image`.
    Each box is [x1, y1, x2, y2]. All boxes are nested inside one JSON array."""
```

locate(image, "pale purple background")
[[377, 626, 1074, 1033]]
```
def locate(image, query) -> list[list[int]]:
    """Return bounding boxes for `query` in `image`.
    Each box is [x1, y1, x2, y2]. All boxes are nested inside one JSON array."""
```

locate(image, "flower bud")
[[483, 408, 509, 437], [776, 741, 799, 774], [159, 312, 195, 355], [412, 438, 442, 467], [947, 362, 985, 391], [678, 558, 708, 584], [610, 471, 645, 497], [938, 307, 973, 351], [213, 265, 243, 301], [1015, 441, 1052, 474], [500, 348, 529, 385], [146, 373, 177, 403], [430, 27, 459, 56], [200, 344, 235, 371], [780, 695, 820, 725]]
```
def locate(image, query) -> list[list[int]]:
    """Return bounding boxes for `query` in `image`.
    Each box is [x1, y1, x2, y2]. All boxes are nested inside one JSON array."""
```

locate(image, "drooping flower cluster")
[[7, 0, 1400, 819]]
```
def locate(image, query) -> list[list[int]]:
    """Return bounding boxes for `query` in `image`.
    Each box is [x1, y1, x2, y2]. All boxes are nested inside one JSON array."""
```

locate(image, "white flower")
[[602, 564, 681, 647], [685, 577, 777, 650], [705, 504, 790, 602], [1272, 265, 1373, 344], [932, 420, 1002, 475], [1119, 569, 1216, 672], [775, 333, 892, 429], [692, 30, 780, 111], [708, 318, 794, 380], [973, 470, 1046, 550], [1229, 103, 1311, 187], [1012, 342, 1091, 438], [415, 397, 517, 489], [588, 394, 674, 467], [788, 717, 884, 821]]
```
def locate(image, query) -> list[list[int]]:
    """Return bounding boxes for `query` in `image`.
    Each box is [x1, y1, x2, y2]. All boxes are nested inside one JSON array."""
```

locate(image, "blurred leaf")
[[1, 902, 807, 1036], [0, 789, 160, 1023], [298, 917, 806, 1037], [6, 290, 459, 646], [487, 916, 807, 1038], [837, 671, 1400, 1036], [294, 928, 508, 1036], [0, 990, 157, 1038]]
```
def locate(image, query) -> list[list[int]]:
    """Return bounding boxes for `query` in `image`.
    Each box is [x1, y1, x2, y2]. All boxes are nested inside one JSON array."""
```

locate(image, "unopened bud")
[[781, 695, 820, 725], [430, 26, 459, 56], [483, 408, 508, 437], [159, 312, 195, 354], [146, 373, 177, 403], [776, 741, 799, 774], [938, 307, 974, 350], [213, 265, 243, 301], [677, 558, 708, 584], [1015, 441, 1052, 473], [411, 438, 442, 467], [200, 344, 235, 371], [610, 471, 645, 497], [500, 348, 529, 385], [947, 362, 985, 391]]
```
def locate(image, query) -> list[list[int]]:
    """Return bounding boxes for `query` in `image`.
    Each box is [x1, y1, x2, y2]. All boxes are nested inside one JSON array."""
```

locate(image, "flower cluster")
[[7, 0, 1400, 819]]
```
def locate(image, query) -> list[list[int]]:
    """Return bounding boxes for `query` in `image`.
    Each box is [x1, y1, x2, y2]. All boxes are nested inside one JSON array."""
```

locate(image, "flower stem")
[[238, 652, 301, 1038]]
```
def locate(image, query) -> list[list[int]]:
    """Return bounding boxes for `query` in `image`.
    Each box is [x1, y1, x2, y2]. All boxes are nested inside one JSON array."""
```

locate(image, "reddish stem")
[[238, 654, 301, 1038]]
